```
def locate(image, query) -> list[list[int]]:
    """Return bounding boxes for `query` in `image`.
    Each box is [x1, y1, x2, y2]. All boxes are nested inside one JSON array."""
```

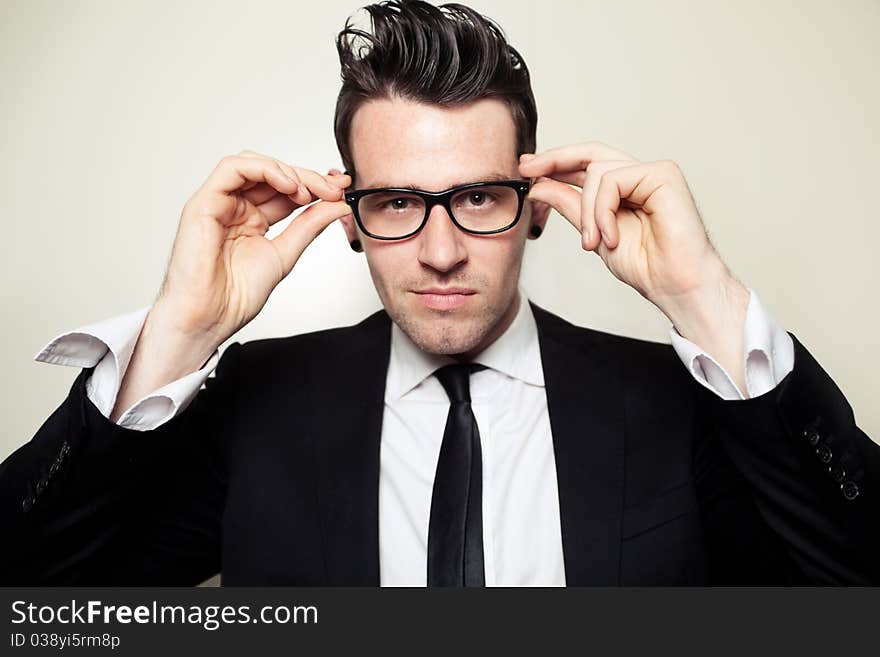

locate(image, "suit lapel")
[[313, 308, 391, 585], [530, 301, 626, 585]]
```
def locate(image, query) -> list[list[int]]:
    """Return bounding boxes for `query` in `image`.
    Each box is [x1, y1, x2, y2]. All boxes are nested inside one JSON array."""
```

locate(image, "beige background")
[[2, 0, 878, 469]]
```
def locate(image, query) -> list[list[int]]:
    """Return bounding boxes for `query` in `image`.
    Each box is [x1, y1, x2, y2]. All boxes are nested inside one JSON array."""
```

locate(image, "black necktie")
[[427, 362, 488, 587]]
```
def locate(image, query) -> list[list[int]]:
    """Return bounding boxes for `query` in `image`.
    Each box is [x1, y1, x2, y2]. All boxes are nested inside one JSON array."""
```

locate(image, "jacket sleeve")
[[0, 341, 244, 586], [692, 332, 880, 584]]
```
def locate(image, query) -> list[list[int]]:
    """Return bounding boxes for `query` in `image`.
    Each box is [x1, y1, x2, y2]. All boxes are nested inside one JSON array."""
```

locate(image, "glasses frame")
[[343, 178, 533, 241]]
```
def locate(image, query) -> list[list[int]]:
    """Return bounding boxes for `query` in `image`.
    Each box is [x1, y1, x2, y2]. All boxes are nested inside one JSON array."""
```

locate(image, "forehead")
[[349, 96, 519, 190]]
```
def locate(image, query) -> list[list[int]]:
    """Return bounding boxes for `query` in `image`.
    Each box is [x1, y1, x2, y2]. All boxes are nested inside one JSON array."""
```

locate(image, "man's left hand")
[[519, 141, 752, 397]]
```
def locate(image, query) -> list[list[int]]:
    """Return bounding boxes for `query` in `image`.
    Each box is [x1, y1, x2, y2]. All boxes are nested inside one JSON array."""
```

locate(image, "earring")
[[529, 225, 543, 238], [349, 239, 363, 252]]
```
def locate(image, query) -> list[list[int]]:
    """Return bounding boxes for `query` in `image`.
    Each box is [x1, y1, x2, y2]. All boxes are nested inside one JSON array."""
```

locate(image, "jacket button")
[[21, 496, 34, 512], [841, 480, 860, 501], [829, 463, 847, 483], [49, 461, 60, 475], [803, 427, 821, 446], [816, 444, 833, 464], [35, 478, 47, 494]]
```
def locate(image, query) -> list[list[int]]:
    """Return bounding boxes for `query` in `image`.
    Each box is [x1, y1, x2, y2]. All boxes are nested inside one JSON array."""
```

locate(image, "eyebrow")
[[361, 172, 515, 190]]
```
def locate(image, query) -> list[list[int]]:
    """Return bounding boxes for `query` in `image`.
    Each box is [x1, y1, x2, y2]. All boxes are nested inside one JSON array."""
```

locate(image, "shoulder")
[[529, 299, 696, 406], [218, 308, 391, 378], [529, 299, 685, 370]]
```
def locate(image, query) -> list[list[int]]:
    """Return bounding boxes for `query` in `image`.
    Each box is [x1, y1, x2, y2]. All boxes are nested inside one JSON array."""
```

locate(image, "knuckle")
[[277, 161, 298, 177], [182, 195, 207, 218], [661, 159, 680, 172]]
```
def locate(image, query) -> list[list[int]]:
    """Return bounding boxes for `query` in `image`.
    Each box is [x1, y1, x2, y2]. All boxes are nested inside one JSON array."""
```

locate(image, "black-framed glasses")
[[343, 178, 532, 241]]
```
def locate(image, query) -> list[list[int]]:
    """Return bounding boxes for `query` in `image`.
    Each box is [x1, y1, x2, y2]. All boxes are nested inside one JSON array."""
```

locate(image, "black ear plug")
[[350, 239, 363, 252], [530, 225, 543, 238]]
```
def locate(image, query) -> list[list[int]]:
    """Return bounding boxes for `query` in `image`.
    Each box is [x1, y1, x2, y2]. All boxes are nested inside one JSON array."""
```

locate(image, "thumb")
[[527, 177, 582, 234], [271, 200, 353, 277]]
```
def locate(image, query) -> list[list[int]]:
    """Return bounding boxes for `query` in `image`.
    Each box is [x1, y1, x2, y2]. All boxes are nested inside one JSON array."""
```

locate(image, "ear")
[[339, 213, 361, 250], [527, 199, 551, 239]]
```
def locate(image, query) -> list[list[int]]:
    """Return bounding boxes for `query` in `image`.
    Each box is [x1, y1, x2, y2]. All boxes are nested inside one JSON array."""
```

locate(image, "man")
[[1, 0, 877, 585]]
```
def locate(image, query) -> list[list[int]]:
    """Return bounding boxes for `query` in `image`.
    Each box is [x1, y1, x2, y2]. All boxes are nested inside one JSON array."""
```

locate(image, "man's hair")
[[333, 0, 537, 186]]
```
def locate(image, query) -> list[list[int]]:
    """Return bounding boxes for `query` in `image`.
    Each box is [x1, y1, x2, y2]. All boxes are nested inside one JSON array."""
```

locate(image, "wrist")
[[110, 308, 220, 424], [652, 261, 748, 340], [149, 295, 227, 348], [138, 303, 222, 379]]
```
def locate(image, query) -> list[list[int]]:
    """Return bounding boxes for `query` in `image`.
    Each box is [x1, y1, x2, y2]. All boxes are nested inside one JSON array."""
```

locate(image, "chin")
[[390, 303, 493, 356]]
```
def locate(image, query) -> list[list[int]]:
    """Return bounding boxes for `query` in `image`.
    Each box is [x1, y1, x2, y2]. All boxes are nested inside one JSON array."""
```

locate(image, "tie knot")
[[433, 362, 487, 404]]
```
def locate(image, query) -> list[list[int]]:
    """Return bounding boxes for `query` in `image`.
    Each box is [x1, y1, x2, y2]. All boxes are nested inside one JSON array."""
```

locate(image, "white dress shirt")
[[32, 285, 794, 585]]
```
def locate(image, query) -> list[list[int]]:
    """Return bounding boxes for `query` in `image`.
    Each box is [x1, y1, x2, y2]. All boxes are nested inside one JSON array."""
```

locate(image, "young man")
[[2, 0, 877, 585]]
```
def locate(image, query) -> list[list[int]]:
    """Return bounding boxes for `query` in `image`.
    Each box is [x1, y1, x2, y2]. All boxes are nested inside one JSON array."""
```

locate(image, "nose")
[[417, 204, 469, 273]]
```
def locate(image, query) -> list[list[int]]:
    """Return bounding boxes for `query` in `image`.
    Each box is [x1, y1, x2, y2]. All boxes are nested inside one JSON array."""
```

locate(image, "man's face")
[[342, 96, 545, 360]]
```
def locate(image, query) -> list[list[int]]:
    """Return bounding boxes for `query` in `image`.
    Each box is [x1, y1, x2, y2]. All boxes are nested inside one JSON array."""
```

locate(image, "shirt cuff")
[[113, 349, 220, 431], [33, 306, 220, 431], [669, 288, 795, 400]]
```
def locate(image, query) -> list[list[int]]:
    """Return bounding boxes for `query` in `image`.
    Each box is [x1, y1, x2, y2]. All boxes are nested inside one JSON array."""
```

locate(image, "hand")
[[519, 141, 752, 396], [518, 140, 730, 308], [156, 150, 352, 343]]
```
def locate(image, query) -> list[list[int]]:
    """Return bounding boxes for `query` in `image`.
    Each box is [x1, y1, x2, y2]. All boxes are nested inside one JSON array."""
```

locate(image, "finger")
[[326, 171, 351, 188], [234, 150, 352, 198], [270, 200, 353, 278], [526, 177, 584, 234], [539, 169, 585, 187], [241, 182, 281, 206], [277, 170, 350, 205], [235, 150, 301, 193], [205, 155, 301, 197], [283, 169, 350, 200], [247, 170, 351, 209], [594, 163, 658, 249], [518, 141, 638, 179], [520, 155, 587, 187], [254, 193, 298, 224], [579, 160, 637, 250]]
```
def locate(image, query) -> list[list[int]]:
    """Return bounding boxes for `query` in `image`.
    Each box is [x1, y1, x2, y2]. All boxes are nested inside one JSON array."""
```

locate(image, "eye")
[[378, 197, 414, 211], [455, 190, 498, 208]]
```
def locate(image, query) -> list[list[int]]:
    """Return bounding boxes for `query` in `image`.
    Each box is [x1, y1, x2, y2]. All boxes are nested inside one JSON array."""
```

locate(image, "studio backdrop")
[[2, 0, 878, 460]]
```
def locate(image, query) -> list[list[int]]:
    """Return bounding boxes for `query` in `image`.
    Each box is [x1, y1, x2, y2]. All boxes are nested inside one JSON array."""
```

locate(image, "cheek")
[[364, 247, 410, 290]]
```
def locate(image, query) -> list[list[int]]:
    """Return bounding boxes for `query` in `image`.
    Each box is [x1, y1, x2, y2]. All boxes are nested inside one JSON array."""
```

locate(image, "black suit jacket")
[[2, 301, 878, 585]]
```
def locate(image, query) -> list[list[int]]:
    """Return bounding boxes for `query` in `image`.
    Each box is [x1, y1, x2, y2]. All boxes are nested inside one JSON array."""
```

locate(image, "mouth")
[[411, 288, 476, 310]]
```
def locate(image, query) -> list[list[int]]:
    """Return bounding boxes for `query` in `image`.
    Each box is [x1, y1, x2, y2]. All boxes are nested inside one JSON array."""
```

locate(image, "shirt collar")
[[385, 284, 545, 402]]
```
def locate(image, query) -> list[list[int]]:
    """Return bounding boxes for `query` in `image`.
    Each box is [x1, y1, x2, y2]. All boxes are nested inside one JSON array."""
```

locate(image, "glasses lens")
[[450, 185, 520, 233], [358, 191, 426, 238]]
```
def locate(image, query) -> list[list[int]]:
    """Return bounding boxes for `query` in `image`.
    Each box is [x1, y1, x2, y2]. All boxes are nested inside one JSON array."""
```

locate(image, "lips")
[[414, 287, 476, 295], [412, 288, 475, 310]]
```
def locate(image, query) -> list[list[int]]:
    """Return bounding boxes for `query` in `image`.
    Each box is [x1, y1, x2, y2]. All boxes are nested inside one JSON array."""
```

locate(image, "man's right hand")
[[156, 150, 352, 343], [108, 151, 352, 424]]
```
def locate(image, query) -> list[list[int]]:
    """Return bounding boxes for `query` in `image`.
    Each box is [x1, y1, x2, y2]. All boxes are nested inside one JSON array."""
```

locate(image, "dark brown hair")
[[333, 0, 537, 187]]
